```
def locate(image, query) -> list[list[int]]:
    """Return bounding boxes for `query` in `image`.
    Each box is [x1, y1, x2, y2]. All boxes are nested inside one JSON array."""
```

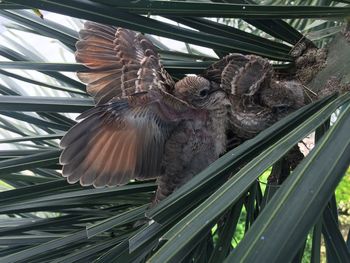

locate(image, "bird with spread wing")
[[59, 22, 305, 205]]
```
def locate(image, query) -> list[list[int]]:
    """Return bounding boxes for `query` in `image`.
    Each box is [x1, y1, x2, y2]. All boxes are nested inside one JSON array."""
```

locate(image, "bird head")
[[174, 76, 230, 110]]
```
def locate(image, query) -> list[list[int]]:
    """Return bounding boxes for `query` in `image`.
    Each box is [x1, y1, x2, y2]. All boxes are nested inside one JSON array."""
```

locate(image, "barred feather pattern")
[[202, 54, 305, 139], [75, 22, 175, 104]]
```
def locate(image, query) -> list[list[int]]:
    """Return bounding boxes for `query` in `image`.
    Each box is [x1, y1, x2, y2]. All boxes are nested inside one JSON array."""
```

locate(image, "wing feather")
[[60, 90, 197, 187], [201, 54, 273, 97], [75, 22, 175, 104], [201, 54, 304, 139]]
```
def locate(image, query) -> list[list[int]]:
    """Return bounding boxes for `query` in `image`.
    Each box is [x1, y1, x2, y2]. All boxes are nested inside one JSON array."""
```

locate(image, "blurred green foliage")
[[336, 168, 350, 204]]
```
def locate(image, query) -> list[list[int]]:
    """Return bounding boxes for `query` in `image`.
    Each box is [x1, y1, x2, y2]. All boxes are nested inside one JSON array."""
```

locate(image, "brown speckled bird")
[[59, 22, 230, 204], [60, 22, 305, 204], [201, 54, 305, 142]]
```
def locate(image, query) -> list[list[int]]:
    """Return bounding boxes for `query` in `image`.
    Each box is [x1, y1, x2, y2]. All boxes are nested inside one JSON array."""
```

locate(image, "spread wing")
[[202, 54, 304, 139], [76, 21, 175, 104], [201, 54, 273, 98], [60, 90, 197, 187]]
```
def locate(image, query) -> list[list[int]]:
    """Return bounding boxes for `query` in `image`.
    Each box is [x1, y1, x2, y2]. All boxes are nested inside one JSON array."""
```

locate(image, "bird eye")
[[199, 88, 209, 98]]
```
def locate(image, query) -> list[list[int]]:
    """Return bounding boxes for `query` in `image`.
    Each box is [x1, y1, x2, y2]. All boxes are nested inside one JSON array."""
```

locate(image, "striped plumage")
[[201, 54, 305, 140]]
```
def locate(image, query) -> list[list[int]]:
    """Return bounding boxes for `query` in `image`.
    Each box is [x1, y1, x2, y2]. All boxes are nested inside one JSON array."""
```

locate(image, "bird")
[[200, 53, 305, 142], [201, 53, 306, 176], [59, 22, 230, 205], [59, 22, 305, 205]]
